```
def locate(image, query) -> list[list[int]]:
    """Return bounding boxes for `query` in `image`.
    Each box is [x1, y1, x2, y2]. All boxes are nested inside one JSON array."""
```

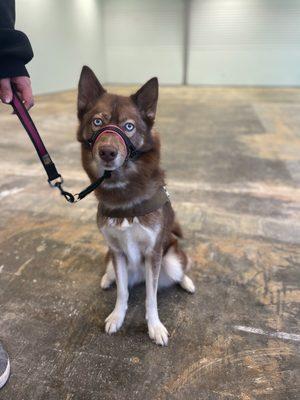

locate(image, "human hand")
[[0, 76, 34, 109]]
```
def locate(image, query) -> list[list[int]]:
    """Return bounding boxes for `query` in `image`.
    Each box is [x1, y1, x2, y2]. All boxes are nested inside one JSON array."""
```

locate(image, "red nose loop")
[[92, 125, 126, 149]]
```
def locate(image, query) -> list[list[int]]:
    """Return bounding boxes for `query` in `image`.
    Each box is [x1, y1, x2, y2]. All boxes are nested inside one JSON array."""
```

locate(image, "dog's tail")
[[172, 220, 183, 239]]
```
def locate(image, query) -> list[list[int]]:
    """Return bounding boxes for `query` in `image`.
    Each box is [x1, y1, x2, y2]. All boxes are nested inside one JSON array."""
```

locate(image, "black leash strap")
[[10, 87, 110, 203], [51, 170, 111, 203]]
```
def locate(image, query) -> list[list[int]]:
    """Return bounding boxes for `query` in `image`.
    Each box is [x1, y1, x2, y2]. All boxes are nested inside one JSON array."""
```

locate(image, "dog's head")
[[77, 66, 159, 172]]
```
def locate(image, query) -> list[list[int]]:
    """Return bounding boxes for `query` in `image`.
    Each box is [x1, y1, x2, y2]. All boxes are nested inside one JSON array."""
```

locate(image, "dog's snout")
[[99, 145, 118, 162]]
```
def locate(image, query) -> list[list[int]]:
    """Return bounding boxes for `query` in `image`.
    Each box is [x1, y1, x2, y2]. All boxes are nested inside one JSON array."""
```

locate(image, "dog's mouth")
[[100, 158, 123, 171]]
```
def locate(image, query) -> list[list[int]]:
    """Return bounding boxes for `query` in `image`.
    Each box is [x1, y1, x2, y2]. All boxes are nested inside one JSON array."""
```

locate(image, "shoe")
[[0, 343, 10, 389]]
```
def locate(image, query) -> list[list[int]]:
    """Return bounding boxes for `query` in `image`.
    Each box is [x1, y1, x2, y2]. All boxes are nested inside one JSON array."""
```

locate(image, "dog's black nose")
[[99, 145, 118, 162]]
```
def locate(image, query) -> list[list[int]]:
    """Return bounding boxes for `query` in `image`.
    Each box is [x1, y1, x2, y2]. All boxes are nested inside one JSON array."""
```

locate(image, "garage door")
[[188, 0, 300, 85], [102, 0, 184, 84]]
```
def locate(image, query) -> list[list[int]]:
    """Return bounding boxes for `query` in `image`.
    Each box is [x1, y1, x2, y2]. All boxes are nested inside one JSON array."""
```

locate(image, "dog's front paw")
[[148, 320, 169, 346], [105, 310, 125, 334]]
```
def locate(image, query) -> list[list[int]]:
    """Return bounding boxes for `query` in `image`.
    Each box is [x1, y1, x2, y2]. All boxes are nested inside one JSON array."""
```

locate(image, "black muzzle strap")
[[10, 87, 111, 203]]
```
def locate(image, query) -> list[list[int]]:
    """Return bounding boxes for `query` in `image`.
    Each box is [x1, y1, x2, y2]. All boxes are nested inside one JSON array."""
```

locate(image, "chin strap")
[[10, 86, 111, 203]]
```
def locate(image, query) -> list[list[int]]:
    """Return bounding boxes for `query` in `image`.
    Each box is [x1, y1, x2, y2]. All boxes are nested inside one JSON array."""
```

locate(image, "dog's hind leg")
[[101, 253, 116, 290], [179, 272, 195, 293], [159, 242, 195, 293]]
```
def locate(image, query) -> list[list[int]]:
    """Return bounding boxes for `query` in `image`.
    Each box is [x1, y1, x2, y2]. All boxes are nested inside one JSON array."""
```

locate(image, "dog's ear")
[[77, 66, 106, 119], [131, 77, 159, 123]]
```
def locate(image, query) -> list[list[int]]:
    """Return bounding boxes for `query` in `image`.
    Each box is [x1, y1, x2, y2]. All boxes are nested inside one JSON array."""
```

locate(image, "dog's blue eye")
[[124, 122, 135, 132], [93, 118, 103, 127]]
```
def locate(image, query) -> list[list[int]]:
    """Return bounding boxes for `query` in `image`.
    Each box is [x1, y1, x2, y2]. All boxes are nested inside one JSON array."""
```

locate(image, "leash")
[[10, 86, 111, 203]]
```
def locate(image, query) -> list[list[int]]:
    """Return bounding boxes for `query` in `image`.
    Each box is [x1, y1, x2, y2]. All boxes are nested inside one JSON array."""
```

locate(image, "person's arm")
[[0, 0, 34, 108]]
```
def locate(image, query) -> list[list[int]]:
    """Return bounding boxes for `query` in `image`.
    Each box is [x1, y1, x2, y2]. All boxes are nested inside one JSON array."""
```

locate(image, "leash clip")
[[48, 176, 76, 203], [48, 175, 63, 188], [72, 193, 81, 203]]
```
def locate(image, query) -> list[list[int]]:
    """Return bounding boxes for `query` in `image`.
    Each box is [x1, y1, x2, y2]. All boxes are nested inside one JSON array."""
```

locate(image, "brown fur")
[[77, 67, 181, 256], [76, 66, 193, 345]]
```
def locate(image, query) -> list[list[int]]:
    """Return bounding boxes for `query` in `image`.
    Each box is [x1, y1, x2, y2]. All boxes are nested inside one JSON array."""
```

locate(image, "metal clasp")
[[72, 193, 81, 203], [48, 175, 63, 188], [163, 185, 171, 199], [48, 176, 76, 203]]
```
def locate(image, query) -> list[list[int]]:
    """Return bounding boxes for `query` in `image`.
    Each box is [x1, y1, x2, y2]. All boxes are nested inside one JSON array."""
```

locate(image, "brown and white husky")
[[77, 66, 195, 346]]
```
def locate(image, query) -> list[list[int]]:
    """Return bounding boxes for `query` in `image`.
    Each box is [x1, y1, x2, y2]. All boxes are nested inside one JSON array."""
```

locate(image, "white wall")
[[16, 0, 104, 94], [16, 0, 184, 92], [188, 0, 300, 85], [15, 0, 300, 91], [102, 0, 184, 85]]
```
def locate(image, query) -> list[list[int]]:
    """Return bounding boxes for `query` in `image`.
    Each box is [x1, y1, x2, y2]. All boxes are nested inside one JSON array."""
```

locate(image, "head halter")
[[85, 124, 142, 161]]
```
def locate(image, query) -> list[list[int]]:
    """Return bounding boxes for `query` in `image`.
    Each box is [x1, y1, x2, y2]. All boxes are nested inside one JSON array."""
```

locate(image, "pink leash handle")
[[10, 85, 61, 182], [9, 85, 111, 203]]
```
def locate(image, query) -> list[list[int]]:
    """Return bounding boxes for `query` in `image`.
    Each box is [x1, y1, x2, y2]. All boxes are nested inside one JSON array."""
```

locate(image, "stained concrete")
[[0, 86, 300, 399]]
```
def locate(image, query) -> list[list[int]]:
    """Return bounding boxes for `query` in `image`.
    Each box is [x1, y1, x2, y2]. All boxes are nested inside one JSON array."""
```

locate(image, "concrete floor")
[[0, 86, 300, 399]]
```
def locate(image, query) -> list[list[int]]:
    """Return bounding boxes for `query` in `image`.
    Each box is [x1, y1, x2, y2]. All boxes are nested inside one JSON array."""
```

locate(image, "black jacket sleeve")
[[0, 0, 33, 79]]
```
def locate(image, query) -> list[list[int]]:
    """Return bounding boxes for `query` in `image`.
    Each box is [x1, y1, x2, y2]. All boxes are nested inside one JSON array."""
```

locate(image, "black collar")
[[99, 186, 170, 218]]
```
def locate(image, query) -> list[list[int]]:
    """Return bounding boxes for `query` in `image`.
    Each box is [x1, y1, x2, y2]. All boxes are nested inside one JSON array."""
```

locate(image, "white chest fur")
[[101, 218, 159, 270]]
